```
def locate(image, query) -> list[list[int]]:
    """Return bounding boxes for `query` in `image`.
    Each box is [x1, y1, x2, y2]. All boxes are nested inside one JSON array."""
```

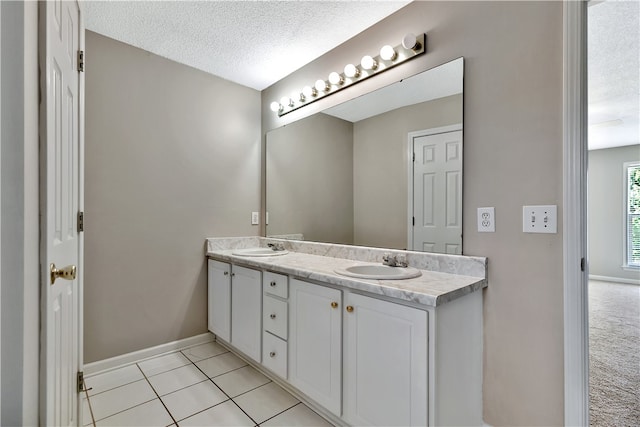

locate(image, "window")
[[625, 162, 640, 268]]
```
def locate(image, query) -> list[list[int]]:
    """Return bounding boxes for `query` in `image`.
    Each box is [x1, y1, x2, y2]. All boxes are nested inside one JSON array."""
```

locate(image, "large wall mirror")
[[266, 57, 464, 254]]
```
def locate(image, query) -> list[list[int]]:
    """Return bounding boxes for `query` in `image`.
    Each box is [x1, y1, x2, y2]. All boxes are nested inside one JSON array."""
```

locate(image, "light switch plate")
[[251, 211, 259, 225], [523, 205, 557, 233], [477, 207, 495, 232]]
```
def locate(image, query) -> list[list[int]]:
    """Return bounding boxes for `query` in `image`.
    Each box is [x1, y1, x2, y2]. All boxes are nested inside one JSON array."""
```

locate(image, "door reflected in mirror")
[[266, 57, 464, 254]]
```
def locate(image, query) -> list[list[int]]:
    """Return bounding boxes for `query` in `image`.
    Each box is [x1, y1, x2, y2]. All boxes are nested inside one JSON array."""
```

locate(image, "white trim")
[[589, 275, 640, 286], [563, 1, 589, 425], [623, 161, 640, 268], [83, 333, 214, 376], [406, 123, 463, 250], [0, 1, 3, 420]]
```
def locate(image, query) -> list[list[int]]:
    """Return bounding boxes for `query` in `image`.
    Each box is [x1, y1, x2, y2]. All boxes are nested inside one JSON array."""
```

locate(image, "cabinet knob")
[[346, 305, 354, 313], [231, 273, 235, 277], [270, 313, 276, 319], [269, 351, 276, 358], [223, 271, 229, 276], [331, 302, 338, 309], [270, 281, 277, 287]]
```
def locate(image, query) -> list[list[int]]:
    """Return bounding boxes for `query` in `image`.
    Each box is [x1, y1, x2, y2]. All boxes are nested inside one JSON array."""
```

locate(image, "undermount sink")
[[232, 248, 289, 257], [334, 264, 422, 280]]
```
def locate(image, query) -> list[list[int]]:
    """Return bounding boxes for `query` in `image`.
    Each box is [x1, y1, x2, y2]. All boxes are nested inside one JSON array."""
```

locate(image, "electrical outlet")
[[477, 207, 495, 232], [251, 211, 259, 225], [523, 205, 557, 233]]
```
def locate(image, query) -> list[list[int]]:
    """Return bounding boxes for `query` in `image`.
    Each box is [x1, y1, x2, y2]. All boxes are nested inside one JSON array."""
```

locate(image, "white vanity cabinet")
[[207, 260, 262, 363], [343, 292, 428, 426], [230, 265, 262, 362], [207, 259, 231, 342], [289, 278, 342, 416], [207, 253, 483, 426]]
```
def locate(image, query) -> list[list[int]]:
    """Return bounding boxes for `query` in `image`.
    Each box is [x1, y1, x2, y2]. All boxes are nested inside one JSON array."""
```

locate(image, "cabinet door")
[[231, 265, 262, 362], [343, 293, 428, 426], [289, 279, 342, 416], [208, 259, 231, 342]]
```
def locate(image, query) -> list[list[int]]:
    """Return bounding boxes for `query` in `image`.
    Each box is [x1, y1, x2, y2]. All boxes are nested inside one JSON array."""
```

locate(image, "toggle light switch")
[[523, 205, 557, 233]]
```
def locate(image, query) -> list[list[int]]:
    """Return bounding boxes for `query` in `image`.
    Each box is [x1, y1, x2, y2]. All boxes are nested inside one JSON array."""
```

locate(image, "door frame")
[[406, 123, 463, 251], [562, 0, 589, 425]]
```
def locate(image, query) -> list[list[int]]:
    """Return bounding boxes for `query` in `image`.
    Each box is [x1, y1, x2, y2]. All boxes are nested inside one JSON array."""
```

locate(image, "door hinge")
[[580, 257, 585, 272], [412, 216, 415, 226], [77, 211, 84, 232], [413, 152, 416, 162], [77, 371, 84, 393], [78, 50, 84, 72]]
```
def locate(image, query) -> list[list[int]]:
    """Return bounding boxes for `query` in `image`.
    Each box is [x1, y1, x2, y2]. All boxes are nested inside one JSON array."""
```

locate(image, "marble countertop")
[[206, 249, 486, 307]]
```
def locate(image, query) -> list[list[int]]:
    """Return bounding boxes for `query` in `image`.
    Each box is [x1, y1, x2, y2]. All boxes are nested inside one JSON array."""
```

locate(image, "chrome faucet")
[[267, 242, 285, 251], [382, 253, 408, 267]]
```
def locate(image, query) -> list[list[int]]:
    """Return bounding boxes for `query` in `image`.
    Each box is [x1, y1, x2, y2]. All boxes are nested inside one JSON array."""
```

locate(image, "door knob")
[[50, 263, 76, 285]]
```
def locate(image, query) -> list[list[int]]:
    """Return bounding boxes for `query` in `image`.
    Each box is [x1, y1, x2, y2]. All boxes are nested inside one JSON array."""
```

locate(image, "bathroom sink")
[[334, 265, 422, 280], [232, 248, 289, 257]]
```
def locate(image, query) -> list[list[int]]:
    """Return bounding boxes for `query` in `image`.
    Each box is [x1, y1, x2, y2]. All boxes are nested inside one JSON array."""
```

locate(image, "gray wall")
[[1, 1, 39, 424], [85, 32, 261, 362], [267, 113, 354, 244], [262, 2, 564, 425], [1, 2, 25, 424], [353, 94, 462, 249], [588, 145, 640, 281]]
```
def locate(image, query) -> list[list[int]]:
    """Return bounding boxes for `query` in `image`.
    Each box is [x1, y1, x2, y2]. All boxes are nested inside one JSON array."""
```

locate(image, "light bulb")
[[270, 101, 281, 112], [280, 96, 292, 107], [315, 79, 329, 92], [361, 55, 377, 71], [344, 63, 360, 78], [328, 72, 343, 86], [380, 45, 397, 61], [402, 33, 419, 50], [302, 85, 317, 98]]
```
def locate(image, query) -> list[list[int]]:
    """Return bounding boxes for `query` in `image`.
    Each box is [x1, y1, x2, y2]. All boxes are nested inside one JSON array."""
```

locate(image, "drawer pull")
[[331, 301, 338, 309], [270, 313, 276, 319], [346, 305, 354, 313], [270, 281, 277, 287], [269, 351, 276, 358]]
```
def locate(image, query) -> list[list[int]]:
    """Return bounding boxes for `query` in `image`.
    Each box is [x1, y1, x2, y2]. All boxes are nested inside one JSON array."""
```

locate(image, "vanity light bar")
[[271, 33, 426, 117]]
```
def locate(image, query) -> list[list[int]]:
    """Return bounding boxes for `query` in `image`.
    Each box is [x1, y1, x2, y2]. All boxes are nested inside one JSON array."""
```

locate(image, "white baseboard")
[[83, 332, 215, 376], [589, 274, 640, 285]]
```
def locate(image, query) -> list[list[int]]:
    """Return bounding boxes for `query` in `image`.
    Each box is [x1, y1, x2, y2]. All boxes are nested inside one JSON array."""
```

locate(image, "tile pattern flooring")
[[82, 340, 333, 426]]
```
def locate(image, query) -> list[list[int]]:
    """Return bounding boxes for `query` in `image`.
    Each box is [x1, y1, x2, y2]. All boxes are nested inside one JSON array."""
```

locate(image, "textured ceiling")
[[588, 0, 639, 150], [84, 0, 410, 91]]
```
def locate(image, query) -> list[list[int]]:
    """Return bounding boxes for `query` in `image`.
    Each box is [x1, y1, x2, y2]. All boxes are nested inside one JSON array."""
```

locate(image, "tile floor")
[[82, 340, 334, 426]]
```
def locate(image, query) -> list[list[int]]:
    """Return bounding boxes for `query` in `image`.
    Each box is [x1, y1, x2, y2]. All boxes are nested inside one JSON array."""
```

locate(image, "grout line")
[[89, 395, 157, 424], [136, 364, 179, 426], [84, 376, 143, 399], [256, 401, 303, 426], [83, 387, 97, 427], [190, 355, 261, 425]]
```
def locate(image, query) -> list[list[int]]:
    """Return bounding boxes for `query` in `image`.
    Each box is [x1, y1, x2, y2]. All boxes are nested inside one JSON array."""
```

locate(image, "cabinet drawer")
[[262, 331, 287, 379], [263, 295, 288, 340], [263, 271, 288, 299]]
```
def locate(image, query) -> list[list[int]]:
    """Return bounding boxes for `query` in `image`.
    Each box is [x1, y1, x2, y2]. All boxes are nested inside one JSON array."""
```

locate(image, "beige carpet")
[[589, 280, 640, 426]]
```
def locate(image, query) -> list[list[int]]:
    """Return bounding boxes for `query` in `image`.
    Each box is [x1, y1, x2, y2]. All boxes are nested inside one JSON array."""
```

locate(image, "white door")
[[289, 279, 342, 416], [343, 293, 428, 426], [230, 265, 262, 362], [412, 131, 463, 254], [39, 1, 84, 425], [207, 260, 231, 341]]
